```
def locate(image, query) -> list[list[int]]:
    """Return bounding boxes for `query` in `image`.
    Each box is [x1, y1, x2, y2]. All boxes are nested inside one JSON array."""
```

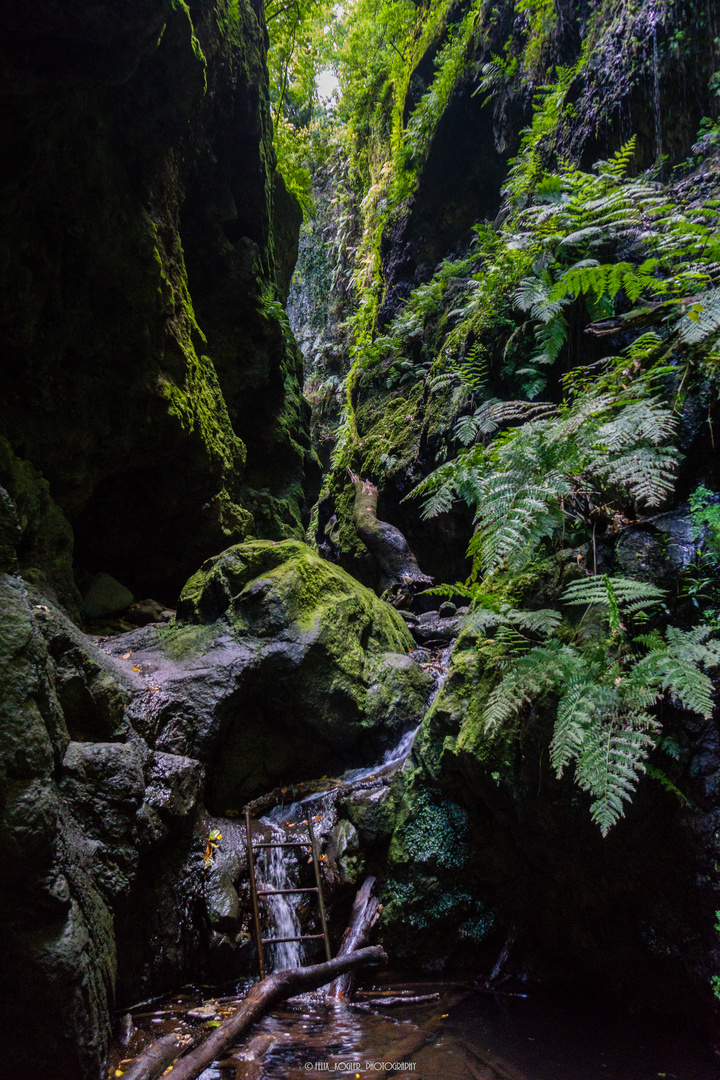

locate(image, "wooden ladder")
[[245, 807, 332, 979]]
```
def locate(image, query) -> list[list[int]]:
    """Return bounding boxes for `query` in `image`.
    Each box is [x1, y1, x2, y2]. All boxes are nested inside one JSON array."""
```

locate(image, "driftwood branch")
[[484, 922, 518, 989], [159, 946, 386, 1080], [364, 992, 440, 1007], [348, 471, 432, 589], [327, 875, 381, 1001], [120, 1034, 185, 1080]]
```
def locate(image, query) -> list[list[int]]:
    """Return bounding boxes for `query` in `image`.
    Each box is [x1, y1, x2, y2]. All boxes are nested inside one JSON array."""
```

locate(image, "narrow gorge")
[[1, 1, 720, 1078]]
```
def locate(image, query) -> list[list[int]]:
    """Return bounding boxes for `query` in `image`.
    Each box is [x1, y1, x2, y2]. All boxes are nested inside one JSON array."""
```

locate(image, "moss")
[[388, 774, 469, 871], [357, 384, 425, 478], [0, 439, 79, 616], [156, 620, 224, 660]]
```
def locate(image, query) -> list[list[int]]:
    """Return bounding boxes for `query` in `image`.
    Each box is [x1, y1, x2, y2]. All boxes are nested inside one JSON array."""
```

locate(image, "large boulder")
[[0, 530, 208, 1079], [105, 540, 432, 810]]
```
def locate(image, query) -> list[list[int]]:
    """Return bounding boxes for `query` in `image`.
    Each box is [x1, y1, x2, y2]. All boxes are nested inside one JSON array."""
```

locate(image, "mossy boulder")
[[340, 785, 397, 847], [107, 540, 431, 809], [379, 771, 495, 965]]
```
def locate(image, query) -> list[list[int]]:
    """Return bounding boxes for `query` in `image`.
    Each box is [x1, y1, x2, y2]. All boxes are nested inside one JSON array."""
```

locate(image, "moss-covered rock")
[[340, 785, 397, 847], [0, 0, 317, 606], [378, 770, 496, 965], [0, 439, 79, 617], [107, 540, 430, 809]]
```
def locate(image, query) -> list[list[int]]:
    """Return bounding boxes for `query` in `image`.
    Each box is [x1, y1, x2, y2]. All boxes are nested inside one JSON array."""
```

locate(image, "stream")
[[110, 645, 719, 1080], [111, 978, 719, 1080]]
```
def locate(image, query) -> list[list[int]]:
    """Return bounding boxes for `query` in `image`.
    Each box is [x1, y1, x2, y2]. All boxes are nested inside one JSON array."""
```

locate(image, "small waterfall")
[[339, 641, 456, 784], [256, 804, 306, 972]]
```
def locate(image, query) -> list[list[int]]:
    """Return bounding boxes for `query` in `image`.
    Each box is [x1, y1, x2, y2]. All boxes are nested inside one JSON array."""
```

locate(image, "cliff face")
[[0, 0, 318, 612], [293, 0, 720, 1031], [0, 2, 322, 1076]]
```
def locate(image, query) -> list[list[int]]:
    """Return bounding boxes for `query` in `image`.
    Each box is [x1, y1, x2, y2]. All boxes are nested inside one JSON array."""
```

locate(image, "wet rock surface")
[[0, 0, 318, 608], [105, 539, 431, 809], [0, 530, 434, 1079]]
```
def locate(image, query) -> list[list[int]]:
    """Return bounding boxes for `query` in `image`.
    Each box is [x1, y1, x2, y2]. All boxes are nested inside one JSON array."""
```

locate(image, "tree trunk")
[[349, 471, 432, 589], [327, 875, 380, 1001], [150, 946, 386, 1080]]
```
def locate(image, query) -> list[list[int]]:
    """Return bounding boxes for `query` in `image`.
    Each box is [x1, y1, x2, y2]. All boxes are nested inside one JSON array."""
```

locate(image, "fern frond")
[[678, 289, 720, 344], [593, 446, 677, 507], [632, 624, 720, 718], [593, 400, 676, 450], [483, 641, 581, 733], [577, 714, 658, 836], [561, 575, 666, 612], [551, 676, 612, 774]]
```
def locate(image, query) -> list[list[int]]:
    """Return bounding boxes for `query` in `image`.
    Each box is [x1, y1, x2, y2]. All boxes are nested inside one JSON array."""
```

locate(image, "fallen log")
[[120, 1034, 185, 1080], [156, 946, 386, 1080], [327, 875, 380, 1001], [349, 471, 432, 589], [364, 992, 440, 1007]]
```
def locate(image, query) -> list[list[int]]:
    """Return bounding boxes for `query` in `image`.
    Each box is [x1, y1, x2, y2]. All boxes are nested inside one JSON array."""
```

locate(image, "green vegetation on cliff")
[[275, 0, 720, 839]]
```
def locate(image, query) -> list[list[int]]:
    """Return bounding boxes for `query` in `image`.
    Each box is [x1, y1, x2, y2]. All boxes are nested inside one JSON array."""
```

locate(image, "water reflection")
[[128, 980, 717, 1080]]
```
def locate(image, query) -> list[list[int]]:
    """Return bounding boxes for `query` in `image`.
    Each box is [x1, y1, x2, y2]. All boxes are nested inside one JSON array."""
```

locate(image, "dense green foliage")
[[274, 0, 720, 833], [403, 140, 720, 831]]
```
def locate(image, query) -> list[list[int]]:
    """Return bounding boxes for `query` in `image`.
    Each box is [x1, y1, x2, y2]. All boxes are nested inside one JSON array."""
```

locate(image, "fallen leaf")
[[121, 652, 131, 659], [132, 666, 140, 672]]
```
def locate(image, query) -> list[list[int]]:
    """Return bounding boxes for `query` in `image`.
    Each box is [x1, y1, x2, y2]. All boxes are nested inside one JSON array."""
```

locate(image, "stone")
[[341, 786, 397, 846], [144, 751, 204, 823], [81, 572, 134, 619], [103, 539, 427, 810], [326, 818, 362, 885], [615, 511, 696, 589], [126, 598, 172, 626]]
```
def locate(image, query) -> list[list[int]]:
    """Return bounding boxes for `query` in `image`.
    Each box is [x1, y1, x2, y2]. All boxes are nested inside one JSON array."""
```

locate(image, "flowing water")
[[110, 641, 719, 1078], [255, 804, 309, 972], [113, 979, 719, 1080]]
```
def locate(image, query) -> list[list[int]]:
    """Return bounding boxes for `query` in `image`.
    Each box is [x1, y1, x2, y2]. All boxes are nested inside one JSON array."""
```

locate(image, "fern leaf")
[[576, 714, 658, 836], [551, 677, 611, 775], [678, 289, 720, 344], [562, 575, 666, 611]]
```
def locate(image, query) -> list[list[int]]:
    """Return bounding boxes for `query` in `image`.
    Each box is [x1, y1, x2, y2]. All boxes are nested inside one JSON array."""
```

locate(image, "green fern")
[[475, 579, 718, 834], [575, 712, 659, 836], [561, 575, 666, 615]]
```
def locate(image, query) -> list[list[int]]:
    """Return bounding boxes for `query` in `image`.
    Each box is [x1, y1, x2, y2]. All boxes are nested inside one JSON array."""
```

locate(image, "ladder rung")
[[262, 934, 325, 944], [256, 887, 319, 897], [253, 842, 310, 849]]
